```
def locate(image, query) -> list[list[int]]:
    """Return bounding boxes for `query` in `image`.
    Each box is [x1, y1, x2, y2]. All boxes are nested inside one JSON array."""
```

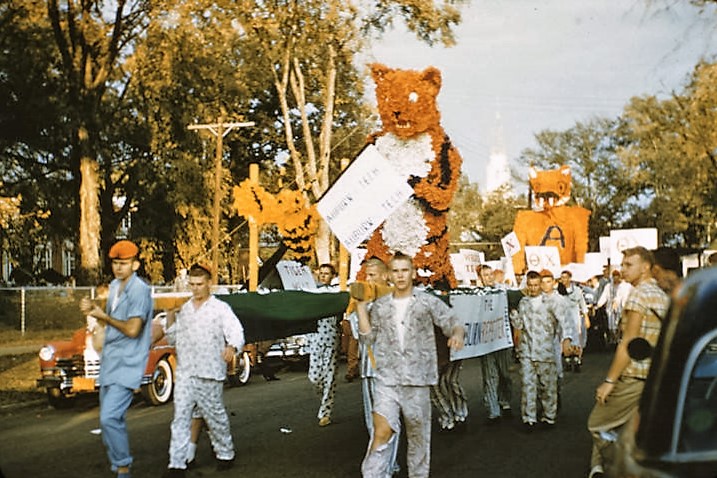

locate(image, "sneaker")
[[500, 406, 513, 418], [216, 457, 235, 472], [588, 465, 604, 478]]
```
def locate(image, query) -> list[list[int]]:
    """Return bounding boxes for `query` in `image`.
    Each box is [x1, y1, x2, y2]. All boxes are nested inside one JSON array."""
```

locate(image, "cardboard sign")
[[524, 246, 561, 276], [609, 228, 658, 266], [502, 231, 521, 257], [450, 253, 471, 286], [450, 291, 512, 360], [316, 145, 414, 251], [276, 260, 317, 291], [583, 252, 606, 279], [349, 249, 368, 284]]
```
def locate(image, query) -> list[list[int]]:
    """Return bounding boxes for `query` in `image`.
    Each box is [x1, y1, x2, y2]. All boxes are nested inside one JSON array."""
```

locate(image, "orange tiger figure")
[[360, 64, 462, 289], [512, 165, 590, 274]]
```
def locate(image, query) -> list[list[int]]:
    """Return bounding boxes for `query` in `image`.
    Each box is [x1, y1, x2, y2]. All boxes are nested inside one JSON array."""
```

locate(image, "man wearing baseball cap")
[[80, 240, 153, 478]]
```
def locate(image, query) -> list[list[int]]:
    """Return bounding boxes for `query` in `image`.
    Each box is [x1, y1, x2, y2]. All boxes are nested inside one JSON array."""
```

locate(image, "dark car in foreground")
[[611, 267, 717, 477]]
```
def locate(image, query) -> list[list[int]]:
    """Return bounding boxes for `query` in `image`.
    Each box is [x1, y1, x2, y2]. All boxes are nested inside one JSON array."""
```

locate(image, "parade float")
[[511, 164, 591, 274]]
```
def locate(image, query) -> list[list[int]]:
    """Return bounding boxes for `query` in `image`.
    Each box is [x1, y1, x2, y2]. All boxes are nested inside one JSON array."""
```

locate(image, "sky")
[[361, 0, 717, 193]]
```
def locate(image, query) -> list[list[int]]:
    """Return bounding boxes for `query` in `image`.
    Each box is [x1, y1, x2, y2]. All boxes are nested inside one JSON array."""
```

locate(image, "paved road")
[[0, 350, 612, 478]]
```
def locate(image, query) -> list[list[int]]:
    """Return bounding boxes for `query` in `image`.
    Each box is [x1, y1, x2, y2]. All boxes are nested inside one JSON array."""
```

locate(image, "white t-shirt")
[[392, 296, 411, 350]]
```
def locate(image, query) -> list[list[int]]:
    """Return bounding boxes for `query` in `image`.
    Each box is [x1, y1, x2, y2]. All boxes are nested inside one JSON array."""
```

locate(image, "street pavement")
[[0, 349, 613, 478]]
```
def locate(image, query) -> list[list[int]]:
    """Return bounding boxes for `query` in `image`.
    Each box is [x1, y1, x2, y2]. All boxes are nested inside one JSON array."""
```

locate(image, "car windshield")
[[679, 335, 717, 453]]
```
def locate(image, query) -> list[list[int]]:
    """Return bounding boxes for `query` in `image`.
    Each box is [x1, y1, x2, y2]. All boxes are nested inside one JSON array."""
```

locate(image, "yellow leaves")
[[231, 182, 317, 262]]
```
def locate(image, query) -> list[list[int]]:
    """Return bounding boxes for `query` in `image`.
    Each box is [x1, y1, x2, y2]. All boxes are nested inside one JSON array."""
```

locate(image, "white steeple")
[[485, 109, 512, 195]]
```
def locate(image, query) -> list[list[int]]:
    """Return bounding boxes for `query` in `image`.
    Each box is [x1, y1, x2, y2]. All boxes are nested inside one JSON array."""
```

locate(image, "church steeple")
[[485, 108, 512, 195]]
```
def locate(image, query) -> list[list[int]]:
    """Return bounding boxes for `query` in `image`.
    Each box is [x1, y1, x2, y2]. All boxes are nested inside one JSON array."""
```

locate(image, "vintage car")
[[264, 334, 310, 367], [37, 288, 349, 408], [37, 294, 252, 408], [610, 267, 717, 477]]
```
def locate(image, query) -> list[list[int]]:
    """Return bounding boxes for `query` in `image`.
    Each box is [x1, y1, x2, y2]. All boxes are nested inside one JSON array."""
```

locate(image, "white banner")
[[316, 145, 414, 251], [524, 246, 561, 277], [449, 291, 512, 360], [276, 260, 317, 291], [609, 228, 658, 266]]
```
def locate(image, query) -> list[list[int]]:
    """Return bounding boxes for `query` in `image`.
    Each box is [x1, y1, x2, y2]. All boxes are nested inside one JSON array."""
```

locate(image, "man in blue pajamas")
[[80, 240, 153, 478]]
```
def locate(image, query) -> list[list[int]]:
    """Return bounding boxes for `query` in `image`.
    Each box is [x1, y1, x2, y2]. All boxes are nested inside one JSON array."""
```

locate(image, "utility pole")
[[188, 118, 254, 283]]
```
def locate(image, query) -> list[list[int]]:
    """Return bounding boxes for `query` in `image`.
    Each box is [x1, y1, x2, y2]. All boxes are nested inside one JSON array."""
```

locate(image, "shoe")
[[522, 422, 535, 433], [500, 406, 513, 418], [345, 373, 357, 382], [216, 457, 235, 471], [318, 416, 332, 427], [161, 469, 185, 478], [539, 420, 555, 430], [485, 416, 501, 425], [263, 374, 280, 381], [453, 420, 467, 433], [588, 465, 604, 478], [186, 459, 196, 470]]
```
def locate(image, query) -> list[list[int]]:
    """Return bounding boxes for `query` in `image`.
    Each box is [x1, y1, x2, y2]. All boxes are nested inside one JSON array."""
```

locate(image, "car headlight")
[[39, 345, 55, 362]]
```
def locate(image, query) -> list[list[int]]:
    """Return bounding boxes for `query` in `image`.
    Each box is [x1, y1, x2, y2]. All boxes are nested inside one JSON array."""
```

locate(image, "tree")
[[620, 61, 717, 247], [231, 0, 466, 265], [447, 175, 483, 242]]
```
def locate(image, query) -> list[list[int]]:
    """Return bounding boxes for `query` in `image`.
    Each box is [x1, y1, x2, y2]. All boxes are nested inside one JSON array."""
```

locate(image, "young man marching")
[[356, 253, 464, 478]]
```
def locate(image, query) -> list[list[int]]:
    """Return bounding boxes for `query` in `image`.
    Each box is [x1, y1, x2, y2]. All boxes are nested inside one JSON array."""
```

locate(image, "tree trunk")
[[78, 127, 102, 285]]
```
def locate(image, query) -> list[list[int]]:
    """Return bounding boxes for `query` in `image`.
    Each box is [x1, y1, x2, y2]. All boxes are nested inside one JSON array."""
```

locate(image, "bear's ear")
[[528, 166, 538, 179], [421, 66, 442, 90], [370, 63, 391, 84], [559, 164, 571, 176]]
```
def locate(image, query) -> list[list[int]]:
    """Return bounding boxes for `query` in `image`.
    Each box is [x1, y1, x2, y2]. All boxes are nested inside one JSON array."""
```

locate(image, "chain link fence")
[[0, 285, 246, 335]]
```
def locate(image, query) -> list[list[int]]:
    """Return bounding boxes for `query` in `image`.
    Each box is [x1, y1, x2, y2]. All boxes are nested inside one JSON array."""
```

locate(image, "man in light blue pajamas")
[[80, 240, 154, 478]]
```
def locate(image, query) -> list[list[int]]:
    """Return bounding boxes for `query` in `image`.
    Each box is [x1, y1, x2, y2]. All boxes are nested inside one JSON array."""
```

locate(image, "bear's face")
[[371, 63, 442, 139], [529, 165, 572, 210]]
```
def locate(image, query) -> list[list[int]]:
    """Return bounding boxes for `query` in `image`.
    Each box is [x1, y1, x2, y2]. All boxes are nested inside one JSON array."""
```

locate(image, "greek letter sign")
[[316, 145, 413, 251]]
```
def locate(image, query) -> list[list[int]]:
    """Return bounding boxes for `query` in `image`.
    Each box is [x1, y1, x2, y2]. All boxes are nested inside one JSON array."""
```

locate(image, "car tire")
[[46, 387, 75, 409], [141, 357, 173, 405], [227, 350, 251, 387]]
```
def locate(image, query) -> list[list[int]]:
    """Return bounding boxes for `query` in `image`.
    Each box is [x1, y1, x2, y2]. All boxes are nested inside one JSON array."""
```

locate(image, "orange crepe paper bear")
[[512, 165, 590, 274], [360, 63, 463, 290]]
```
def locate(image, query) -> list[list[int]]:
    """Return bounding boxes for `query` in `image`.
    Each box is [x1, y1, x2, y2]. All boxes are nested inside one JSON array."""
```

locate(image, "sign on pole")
[[524, 246, 561, 276], [316, 145, 413, 251], [501, 231, 521, 258], [609, 228, 658, 266], [276, 260, 317, 291]]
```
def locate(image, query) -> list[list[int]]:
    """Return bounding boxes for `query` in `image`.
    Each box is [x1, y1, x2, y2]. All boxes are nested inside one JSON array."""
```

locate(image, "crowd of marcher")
[[80, 239, 714, 478]]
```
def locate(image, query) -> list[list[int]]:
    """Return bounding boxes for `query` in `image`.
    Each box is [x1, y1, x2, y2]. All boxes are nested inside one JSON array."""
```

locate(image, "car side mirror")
[[627, 337, 653, 361]]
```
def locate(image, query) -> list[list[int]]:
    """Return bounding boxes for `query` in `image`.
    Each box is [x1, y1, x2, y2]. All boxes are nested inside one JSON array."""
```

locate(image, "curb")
[[0, 344, 42, 357], [0, 398, 47, 413]]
